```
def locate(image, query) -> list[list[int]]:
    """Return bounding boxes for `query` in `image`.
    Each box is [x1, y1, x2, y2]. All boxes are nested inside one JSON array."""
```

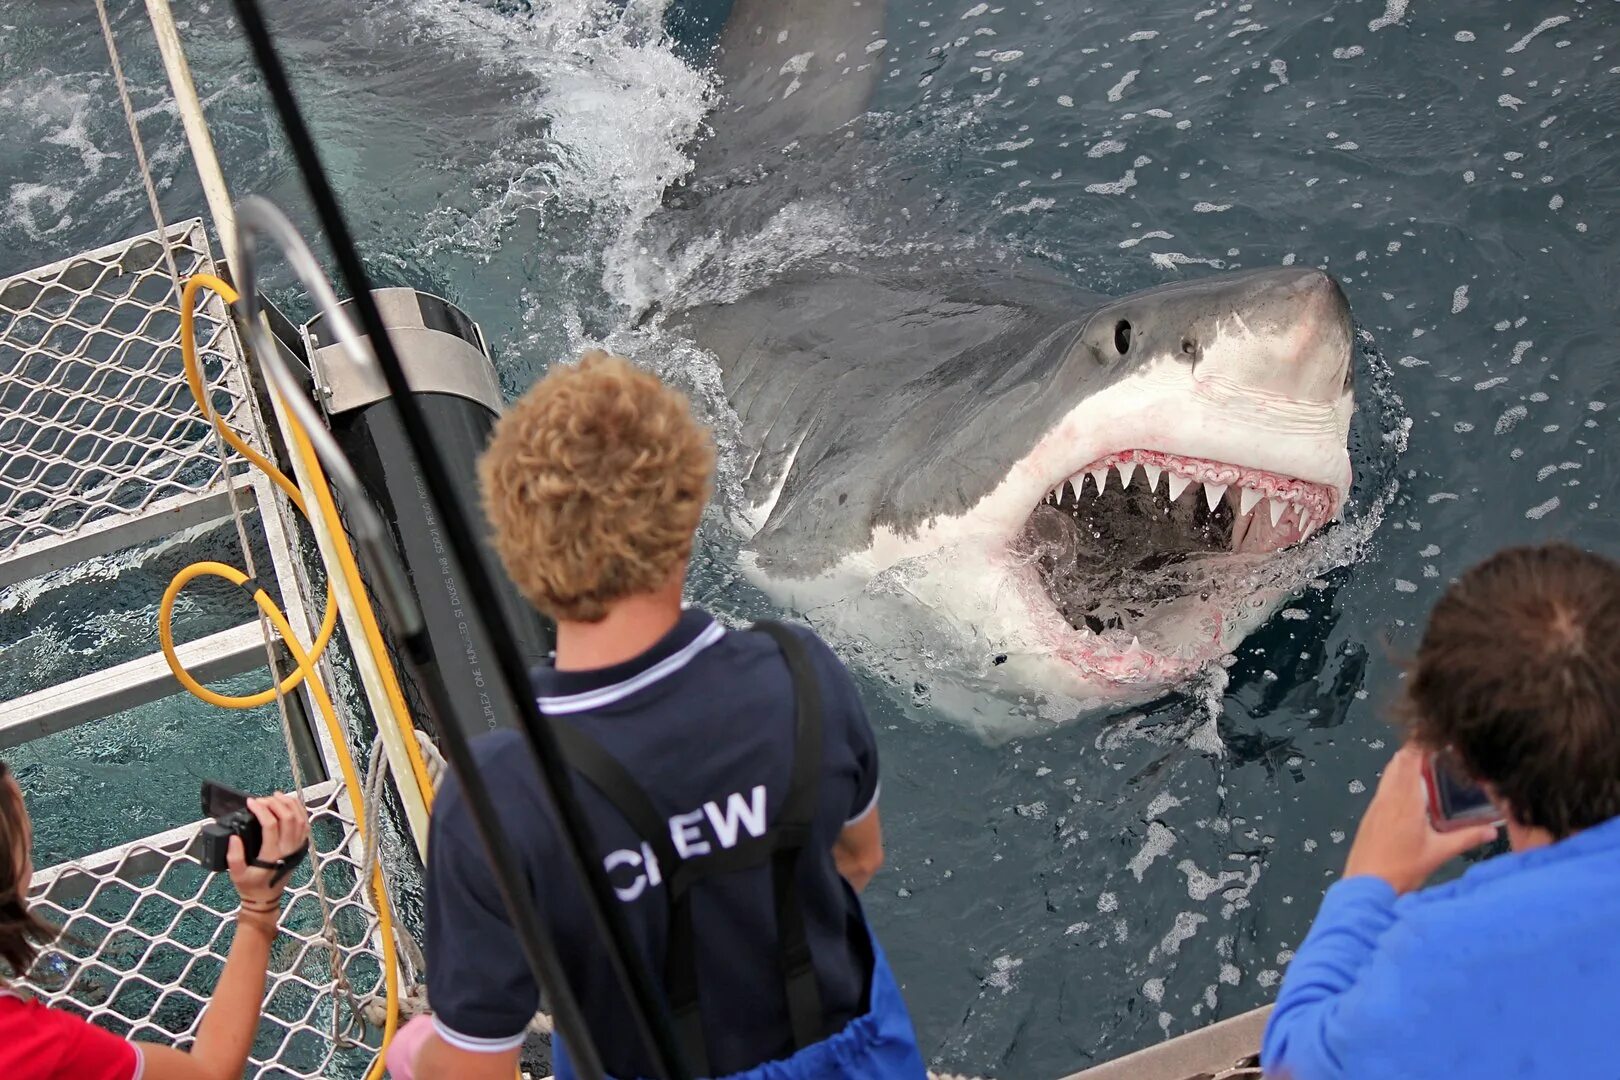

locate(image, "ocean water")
[[2, 0, 1617, 1076]]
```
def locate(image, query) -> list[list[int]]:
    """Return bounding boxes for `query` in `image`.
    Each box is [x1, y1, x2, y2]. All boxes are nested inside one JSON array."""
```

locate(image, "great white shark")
[[642, 0, 1356, 723]]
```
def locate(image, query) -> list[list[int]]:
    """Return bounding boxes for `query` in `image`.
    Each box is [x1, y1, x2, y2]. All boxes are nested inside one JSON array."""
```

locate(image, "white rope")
[[93, 0, 367, 1047], [358, 732, 429, 1028]]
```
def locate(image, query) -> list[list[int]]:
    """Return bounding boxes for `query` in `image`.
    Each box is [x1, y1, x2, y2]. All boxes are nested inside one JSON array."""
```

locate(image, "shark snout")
[[1195, 268, 1354, 405]]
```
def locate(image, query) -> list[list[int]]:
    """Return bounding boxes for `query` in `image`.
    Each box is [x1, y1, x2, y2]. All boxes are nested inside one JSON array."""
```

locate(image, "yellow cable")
[[165, 273, 450, 1076], [168, 274, 337, 708], [283, 397, 439, 806], [166, 563, 400, 1079]]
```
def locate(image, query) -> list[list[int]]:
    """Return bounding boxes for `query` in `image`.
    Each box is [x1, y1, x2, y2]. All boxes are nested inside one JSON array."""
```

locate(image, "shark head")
[[699, 264, 1355, 714], [957, 266, 1355, 695]]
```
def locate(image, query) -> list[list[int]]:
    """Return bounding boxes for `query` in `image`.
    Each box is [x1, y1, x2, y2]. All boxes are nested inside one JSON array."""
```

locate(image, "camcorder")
[[197, 780, 308, 884]]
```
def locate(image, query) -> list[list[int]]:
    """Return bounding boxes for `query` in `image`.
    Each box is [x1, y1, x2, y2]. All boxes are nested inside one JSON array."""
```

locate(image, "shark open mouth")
[[1014, 448, 1339, 681]]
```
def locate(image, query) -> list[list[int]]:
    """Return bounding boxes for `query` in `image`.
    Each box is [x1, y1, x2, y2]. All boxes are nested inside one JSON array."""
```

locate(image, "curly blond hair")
[[478, 350, 715, 623]]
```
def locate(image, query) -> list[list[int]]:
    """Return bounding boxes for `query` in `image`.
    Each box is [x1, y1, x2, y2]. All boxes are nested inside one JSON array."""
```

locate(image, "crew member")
[[397, 350, 926, 1079]]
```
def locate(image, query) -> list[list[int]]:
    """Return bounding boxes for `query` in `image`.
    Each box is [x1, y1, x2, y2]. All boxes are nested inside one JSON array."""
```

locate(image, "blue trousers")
[[554, 932, 926, 1080]]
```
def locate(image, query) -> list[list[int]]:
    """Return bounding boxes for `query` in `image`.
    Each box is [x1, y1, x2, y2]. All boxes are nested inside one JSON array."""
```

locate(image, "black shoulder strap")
[[750, 620, 827, 1052], [549, 720, 680, 881], [549, 620, 831, 1072], [550, 718, 714, 1068], [750, 621, 824, 835]]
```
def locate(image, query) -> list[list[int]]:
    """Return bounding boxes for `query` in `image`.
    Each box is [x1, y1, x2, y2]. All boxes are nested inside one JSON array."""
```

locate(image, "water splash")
[[401, 0, 715, 261]]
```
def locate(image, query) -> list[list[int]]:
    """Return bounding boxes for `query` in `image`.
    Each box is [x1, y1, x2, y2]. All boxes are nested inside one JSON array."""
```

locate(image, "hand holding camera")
[[198, 782, 311, 914]]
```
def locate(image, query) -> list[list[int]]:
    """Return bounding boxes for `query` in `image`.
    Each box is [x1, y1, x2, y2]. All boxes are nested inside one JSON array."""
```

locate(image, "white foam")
[[1506, 17, 1571, 54], [1496, 405, 1528, 434], [1153, 911, 1208, 959], [403, 0, 714, 265], [1085, 169, 1138, 195], [1525, 497, 1560, 520], [1367, 0, 1409, 32], [1128, 821, 1177, 881], [1002, 197, 1055, 215], [983, 954, 1022, 994], [1106, 70, 1140, 102]]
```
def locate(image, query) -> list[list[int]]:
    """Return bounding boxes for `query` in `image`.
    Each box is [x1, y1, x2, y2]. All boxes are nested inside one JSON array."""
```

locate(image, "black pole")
[[225, 3, 692, 1077]]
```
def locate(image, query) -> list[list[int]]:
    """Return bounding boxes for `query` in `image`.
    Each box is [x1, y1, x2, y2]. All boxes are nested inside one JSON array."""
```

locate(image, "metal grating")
[[0, 219, 254, 564], [24, 781, 394, 1079]]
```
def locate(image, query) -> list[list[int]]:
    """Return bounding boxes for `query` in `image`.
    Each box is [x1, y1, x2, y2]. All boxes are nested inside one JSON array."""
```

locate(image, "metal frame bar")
[[248, 469, 344, 773], [1060, 1006, 1272, 1080], [0, 483, 247, 592], [0, 622, 271, 749]]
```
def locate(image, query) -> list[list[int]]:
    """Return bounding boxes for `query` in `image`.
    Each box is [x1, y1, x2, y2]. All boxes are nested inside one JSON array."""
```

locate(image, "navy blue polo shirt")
[[423, 608, 881, 1077]]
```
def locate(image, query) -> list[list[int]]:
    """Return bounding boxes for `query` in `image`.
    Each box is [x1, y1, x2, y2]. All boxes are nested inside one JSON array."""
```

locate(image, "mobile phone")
[[1423, 749, 1502, 832]]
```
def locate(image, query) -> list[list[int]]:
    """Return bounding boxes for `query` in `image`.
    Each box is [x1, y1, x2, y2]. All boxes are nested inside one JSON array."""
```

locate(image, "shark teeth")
[[1040, 453, 1334, 541]]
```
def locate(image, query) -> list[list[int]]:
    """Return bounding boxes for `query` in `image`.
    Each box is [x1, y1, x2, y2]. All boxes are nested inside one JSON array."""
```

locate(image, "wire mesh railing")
[[0, 219, 254, 563]]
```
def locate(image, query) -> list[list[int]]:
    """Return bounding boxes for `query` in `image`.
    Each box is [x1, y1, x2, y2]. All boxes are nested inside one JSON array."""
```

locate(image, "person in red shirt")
[[0, 758, 310, 1080]]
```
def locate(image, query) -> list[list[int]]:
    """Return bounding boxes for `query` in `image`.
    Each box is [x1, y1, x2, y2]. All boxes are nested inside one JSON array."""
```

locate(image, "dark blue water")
[[2, 1, 1617, 1076]]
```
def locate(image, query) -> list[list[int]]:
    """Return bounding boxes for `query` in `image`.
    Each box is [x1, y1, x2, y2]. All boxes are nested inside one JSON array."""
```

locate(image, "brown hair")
[[1397, 543, 1620, 838], [478, 350, 715, 623], [0, 760, 57, 977]]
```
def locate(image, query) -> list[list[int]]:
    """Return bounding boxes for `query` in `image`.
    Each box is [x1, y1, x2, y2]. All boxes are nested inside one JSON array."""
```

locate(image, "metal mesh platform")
[[25, 780, 392, 1080], [4, 223, 398, 1079], [0, 219, 255, 578]]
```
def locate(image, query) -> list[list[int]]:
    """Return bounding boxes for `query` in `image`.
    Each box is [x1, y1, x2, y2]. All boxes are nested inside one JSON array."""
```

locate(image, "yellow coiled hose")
[[165, 273, 438, 1078]]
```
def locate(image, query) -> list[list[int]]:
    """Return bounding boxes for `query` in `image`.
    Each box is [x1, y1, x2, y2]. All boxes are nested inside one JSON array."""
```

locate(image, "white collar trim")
[[538, 620, 726, 714]]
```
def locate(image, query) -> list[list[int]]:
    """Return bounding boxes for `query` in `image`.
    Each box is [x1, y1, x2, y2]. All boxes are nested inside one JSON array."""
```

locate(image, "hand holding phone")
[[1343, 747, 1500, 895]]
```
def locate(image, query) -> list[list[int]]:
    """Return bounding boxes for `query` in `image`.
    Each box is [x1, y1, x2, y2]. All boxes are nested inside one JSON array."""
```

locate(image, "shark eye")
[[1113, 319, 1133, 356]]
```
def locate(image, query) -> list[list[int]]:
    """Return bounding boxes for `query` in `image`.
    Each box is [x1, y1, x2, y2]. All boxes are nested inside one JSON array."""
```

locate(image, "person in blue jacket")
[[393, 350, 926, 1080], [1262, 542, 1620, 1080]]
